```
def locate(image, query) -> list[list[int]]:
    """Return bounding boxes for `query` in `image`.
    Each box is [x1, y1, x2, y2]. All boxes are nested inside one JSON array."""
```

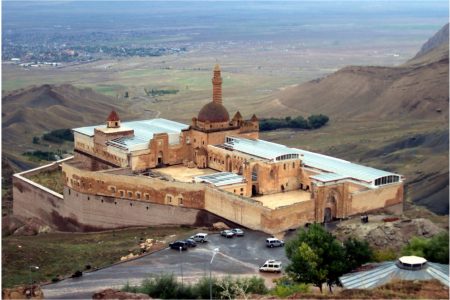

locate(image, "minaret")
[[212, 64, 222, 104]]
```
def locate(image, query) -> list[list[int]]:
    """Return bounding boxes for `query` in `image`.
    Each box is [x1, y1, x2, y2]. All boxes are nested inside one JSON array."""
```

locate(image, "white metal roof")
[[224, 137, 300, 161], [223, 136, 400, 184], [194, 172, 245, 187], [73, 118, 189, 151], [339, 261, 449, 289]]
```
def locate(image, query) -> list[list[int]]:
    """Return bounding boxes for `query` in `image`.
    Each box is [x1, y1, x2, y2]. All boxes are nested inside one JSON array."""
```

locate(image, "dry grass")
[[25, 169, 64, 194]]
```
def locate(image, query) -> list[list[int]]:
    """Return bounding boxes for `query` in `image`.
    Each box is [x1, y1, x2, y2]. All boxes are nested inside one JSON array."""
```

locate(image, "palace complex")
[[13, 65, 404, 234]]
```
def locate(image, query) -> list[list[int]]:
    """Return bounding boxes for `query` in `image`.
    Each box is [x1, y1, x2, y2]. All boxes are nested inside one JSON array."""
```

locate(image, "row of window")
[[68, 188, 152, 209], [374, 176, 400, 186], [276, 154, 299, 161]]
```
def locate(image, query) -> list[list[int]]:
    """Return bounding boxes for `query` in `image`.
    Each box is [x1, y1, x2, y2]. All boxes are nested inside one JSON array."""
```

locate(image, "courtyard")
[[156, 165, 218, 182], [253, 190, 311, 209]]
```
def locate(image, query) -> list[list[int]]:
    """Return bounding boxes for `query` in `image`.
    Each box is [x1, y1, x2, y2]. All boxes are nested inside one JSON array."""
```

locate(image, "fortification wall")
[[351, 183, 403, 214]]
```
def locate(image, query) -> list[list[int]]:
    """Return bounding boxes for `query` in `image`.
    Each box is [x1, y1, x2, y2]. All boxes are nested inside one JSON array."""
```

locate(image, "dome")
[[197, 102, 230, 122]]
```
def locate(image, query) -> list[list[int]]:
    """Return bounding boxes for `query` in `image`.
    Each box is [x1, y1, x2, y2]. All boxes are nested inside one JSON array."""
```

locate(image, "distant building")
[[13, 65, 404, 234]]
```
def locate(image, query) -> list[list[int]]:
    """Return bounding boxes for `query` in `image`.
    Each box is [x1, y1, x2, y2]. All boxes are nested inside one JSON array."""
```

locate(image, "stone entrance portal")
[[324, 207, 333, 223]]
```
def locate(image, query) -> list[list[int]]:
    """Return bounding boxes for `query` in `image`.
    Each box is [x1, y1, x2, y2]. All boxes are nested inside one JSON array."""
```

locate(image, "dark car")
[[184, 238, 197, 247], [169, 240, 188, 250]]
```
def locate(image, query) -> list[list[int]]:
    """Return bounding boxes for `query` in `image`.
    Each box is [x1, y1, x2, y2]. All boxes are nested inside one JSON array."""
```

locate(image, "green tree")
[[285, 224, 345, 293], [307, 114, 329, 129], [343, 237, 373, 272], [32, 136, 40, 144]]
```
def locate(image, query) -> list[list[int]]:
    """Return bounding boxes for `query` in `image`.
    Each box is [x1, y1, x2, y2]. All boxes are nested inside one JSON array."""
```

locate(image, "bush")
[[122, 274, 268, 299], [42, 129, 74, 144], [259, 114, 329, 131], [373, 248, 398, 262], [271, 277, 310, 298], [402, 232, 449, 264]]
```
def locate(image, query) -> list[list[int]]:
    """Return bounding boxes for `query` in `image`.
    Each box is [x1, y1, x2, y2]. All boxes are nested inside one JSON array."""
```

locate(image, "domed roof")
[[198, 102, 230, 122]]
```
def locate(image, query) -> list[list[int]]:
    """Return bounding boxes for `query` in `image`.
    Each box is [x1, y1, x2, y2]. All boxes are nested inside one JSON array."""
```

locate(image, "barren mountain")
[[273, 25, 449, 121], [2, 84, 136, 149]]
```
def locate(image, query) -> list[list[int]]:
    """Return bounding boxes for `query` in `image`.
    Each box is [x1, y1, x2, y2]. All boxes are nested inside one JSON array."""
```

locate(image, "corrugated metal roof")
[[194, 172, 245, 186], [293, 148, 398, 183], [222, 137, 400, 184], [73, 118, 189, 151], [339, 261, 450, 289], [224, 137, 300, 161], [310, 172, 348, 182]]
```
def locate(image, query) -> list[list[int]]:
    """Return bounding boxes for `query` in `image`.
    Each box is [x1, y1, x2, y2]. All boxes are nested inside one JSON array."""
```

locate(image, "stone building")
[[13, 65, 404, 234]]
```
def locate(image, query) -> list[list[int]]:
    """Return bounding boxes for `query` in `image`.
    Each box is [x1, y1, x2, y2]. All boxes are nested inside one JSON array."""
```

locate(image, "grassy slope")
[[2, 227, 194, 288]]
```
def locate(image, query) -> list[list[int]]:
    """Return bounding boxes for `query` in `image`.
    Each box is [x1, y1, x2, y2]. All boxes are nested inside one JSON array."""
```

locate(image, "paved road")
[[42, 231, 289, 299]]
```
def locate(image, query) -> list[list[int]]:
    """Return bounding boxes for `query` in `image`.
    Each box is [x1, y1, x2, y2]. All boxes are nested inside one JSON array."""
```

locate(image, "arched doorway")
[[157, 151, 164, 167], [323, 192, 338, 223], [238, 165, 243, 175], [324, 208, 333, 223]]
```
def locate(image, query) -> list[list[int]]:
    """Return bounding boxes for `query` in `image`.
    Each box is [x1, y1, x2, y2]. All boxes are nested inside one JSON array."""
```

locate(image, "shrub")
[[271, 277, 310, 298], [42, 129, 74, 144], [402, 232, 449, 264], [373, 248, 398, 262]]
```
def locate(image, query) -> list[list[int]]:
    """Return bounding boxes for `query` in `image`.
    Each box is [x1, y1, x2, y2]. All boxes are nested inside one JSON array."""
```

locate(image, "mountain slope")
[[2, 84, 135, 150], [273, 24, 449, 121], [413, 23, 449, 59]]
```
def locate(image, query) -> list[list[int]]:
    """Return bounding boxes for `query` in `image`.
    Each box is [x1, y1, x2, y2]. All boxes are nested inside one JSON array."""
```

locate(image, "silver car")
[[231, 228, 244, 236]]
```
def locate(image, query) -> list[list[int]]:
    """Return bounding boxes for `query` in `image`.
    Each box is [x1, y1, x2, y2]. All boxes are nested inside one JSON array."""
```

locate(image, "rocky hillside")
[[413, 23, 449, 59]]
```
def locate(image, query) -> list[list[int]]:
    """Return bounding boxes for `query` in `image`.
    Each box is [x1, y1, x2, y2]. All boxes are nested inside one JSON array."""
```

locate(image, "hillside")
[[263, 24, 449, 215], [271, 25, 449, 121], [1, 84, 140, 154]]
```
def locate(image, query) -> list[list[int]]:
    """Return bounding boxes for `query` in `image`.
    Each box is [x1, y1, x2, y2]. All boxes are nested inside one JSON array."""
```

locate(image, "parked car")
[[259, 260, 282, 273], [184, 238, 197, 247], [190, 233, 208, 243], [221, 230, 235, 238], [231, 228, 244, 236], [266, 238, 284, 248], [169, 240, 188, 250]]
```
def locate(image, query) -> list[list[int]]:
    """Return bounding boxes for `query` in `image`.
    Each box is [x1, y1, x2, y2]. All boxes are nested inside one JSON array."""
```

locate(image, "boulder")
[[213, 222, 229, 230]]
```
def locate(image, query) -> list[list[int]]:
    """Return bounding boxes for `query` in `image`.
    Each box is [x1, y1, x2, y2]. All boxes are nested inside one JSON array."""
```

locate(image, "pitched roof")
[[232, 111, 243, 120], [107, 110, 120, 121]]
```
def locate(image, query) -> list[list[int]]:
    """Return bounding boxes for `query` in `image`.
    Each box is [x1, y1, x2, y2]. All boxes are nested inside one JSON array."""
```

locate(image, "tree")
[[343, 237, 373, 272], [307, 114, 329, 129], [285, 224, 345, 293], [32, 136, 40, 144]]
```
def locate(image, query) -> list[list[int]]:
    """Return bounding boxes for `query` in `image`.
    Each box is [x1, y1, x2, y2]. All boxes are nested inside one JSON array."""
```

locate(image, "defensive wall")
[[13, 158, 403, 234]]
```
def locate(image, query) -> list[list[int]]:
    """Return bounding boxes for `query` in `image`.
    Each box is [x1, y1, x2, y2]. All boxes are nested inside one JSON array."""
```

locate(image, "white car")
[[266, 238, 284, 248], [259, 260, 282, 273], [190, 233, 208, 243]]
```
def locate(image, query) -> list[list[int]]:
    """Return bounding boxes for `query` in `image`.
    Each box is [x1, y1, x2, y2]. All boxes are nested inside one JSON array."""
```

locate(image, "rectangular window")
[[119, 190, 124, 197], [136, 192, 141, 199], [144, 193, 150, 200], [128, 191, 133, 198]]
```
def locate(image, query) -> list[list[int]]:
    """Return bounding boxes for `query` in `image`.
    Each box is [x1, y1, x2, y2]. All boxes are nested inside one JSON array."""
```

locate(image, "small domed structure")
[[197, 102, 230, 122]]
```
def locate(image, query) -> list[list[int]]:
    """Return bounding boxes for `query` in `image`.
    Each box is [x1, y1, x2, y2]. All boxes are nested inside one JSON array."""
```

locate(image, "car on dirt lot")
[[221, 230, 235, 238], [169, 240, 188, 250], [231, 228, 244, 236], [266, 238, 284, 248]]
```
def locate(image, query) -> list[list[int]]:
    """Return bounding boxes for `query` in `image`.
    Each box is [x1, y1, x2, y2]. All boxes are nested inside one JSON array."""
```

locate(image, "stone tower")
[[212, 64, 222, 104]]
